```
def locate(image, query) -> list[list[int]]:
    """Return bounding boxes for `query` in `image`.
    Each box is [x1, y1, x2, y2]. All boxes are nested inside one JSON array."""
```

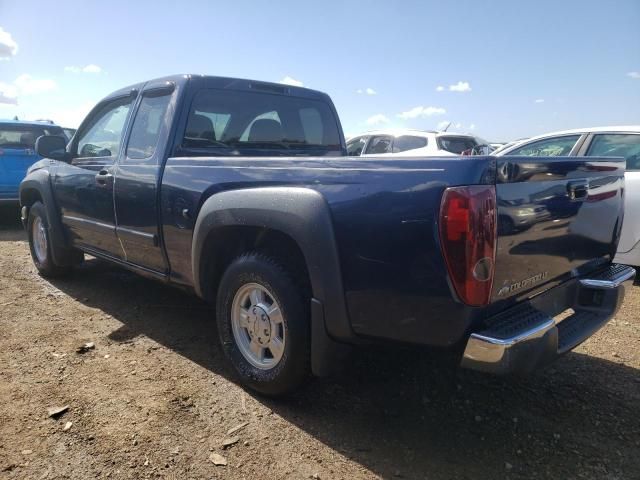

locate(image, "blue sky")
[[1, 0, 639, 141]]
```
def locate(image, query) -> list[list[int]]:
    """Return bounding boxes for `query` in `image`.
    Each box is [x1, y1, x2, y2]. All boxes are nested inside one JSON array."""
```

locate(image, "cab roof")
[[102, 74, 331, 103]]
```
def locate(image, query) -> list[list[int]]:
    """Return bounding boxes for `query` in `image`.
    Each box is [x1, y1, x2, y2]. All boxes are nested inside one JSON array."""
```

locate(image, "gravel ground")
[[1, 207, 639, 480]]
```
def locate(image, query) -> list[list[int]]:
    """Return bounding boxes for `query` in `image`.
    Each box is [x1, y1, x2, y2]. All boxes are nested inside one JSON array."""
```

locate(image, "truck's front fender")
[[19, 168, 76, 266]]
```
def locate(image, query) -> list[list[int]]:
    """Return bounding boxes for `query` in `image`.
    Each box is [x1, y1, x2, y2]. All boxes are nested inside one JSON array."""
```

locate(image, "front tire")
[[216, 252, 310, 396], [27, 201, 72, 277]]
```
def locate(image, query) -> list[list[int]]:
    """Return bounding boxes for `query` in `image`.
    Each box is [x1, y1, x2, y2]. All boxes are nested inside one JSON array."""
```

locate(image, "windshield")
[[0, 125, 64, 149], [181, 89, 343, 156]]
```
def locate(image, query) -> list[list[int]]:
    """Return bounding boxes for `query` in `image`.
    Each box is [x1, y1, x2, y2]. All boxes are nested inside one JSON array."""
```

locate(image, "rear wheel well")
[[199, 226, 311, 303]]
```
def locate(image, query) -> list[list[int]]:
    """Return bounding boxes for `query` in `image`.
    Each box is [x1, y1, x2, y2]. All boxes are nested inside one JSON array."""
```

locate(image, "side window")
[[586, 134, 640, 171], [393, 135, 427, 153], [508, 135, 581, 157], [365, 135, 392, 154], [76, 98, 133, 159], [347, 137, 367, 156], [126, 93, 172, 160]]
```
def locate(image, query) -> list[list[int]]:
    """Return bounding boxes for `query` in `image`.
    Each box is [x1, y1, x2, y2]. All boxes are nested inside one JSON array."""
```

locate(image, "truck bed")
[[160, 154, 626, 348]]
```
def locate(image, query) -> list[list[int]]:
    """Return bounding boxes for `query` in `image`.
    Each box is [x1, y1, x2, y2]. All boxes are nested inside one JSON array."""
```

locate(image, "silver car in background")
[[346, 129, 490, 157], [495, 126, 640, 266]]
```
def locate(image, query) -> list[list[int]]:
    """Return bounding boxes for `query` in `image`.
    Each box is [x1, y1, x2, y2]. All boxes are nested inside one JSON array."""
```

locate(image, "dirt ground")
[[0, 207, 639, 480]]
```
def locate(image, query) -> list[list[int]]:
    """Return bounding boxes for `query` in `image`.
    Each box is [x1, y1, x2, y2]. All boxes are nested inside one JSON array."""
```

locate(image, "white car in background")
[[495, 126, 640, 266], [491, 138, 529, 155], [346, 129, 490, 157]]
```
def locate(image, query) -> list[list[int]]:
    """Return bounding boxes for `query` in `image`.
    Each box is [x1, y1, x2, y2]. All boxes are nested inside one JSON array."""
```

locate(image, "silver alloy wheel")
[[32, 216, 48, 264], [231, 282, 286, 370]]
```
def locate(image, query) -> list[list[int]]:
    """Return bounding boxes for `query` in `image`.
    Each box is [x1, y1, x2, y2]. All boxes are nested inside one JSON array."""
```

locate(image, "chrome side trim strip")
[[62, 214, 115, 234], [116, 226, 158, 247]]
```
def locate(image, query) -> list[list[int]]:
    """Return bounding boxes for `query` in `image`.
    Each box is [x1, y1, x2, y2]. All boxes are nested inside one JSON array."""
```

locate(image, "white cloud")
[[0, 82, 18, 104], [46, 101, 96, 128], [435, 85, 445, 92], [366, 114, 390, 126], [279, 76, 304, 87], [357, 87, 377, 95], [469, 123, 476, 130], [0, 99, 97, 127], [0, 93, 18, 105], [0, 74, 56, 105], [627, 72, 640, 79], [83, 64, 102, 73], [14, 74, 56, 95], [534, 98, 545, 103], [65, 64, 102, 74], [397, 105, 446, 120], [0, 27, 18, 59], [449, 81, 472, 92]]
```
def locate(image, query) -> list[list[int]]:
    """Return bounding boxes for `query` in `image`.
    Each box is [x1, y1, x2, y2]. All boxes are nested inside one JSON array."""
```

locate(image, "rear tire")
[[27, 201, 73, 277], [216, 252, 310, 396]]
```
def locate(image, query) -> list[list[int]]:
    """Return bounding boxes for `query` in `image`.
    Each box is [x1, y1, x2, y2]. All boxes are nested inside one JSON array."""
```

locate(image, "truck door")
[[113, 84, 175, 273], [54, 95, 135, 258]]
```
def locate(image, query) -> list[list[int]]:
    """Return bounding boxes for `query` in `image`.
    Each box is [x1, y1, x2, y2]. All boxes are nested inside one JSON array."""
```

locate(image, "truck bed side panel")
[[161, 156, 495, 346]]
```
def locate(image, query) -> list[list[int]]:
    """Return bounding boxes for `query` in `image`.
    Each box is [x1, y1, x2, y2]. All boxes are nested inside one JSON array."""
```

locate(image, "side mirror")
[[35, 135, 69, 161]]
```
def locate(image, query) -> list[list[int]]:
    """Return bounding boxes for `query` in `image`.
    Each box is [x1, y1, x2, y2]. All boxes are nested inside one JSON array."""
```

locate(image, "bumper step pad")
[[461, 264, 635, 374]]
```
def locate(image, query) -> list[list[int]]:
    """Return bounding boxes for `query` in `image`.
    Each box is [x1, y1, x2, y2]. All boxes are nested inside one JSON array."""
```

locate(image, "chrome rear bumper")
[[461, 264, 635, 374]]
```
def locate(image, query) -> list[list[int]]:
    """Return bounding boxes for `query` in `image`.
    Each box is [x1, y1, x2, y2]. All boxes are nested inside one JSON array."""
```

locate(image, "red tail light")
[[439, 186, 497, 306]]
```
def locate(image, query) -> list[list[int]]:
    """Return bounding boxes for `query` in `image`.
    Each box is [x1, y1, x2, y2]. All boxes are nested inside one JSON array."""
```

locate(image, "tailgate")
[[492, 155, 625, 302]]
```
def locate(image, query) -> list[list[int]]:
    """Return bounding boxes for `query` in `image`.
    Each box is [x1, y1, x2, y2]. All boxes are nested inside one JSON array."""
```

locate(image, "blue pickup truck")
[[19, 75, 635, 395], [0, 120, 66, 205]]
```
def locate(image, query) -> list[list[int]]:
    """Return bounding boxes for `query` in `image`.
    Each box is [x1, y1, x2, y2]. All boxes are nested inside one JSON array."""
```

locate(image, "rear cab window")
[[180, 89, 343, 156], [586, 134, 640, 170]]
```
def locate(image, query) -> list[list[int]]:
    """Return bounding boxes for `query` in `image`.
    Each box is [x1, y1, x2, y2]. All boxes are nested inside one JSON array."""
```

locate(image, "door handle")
[[95, 170, 114, 188], [568, 181, 589, 201]]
